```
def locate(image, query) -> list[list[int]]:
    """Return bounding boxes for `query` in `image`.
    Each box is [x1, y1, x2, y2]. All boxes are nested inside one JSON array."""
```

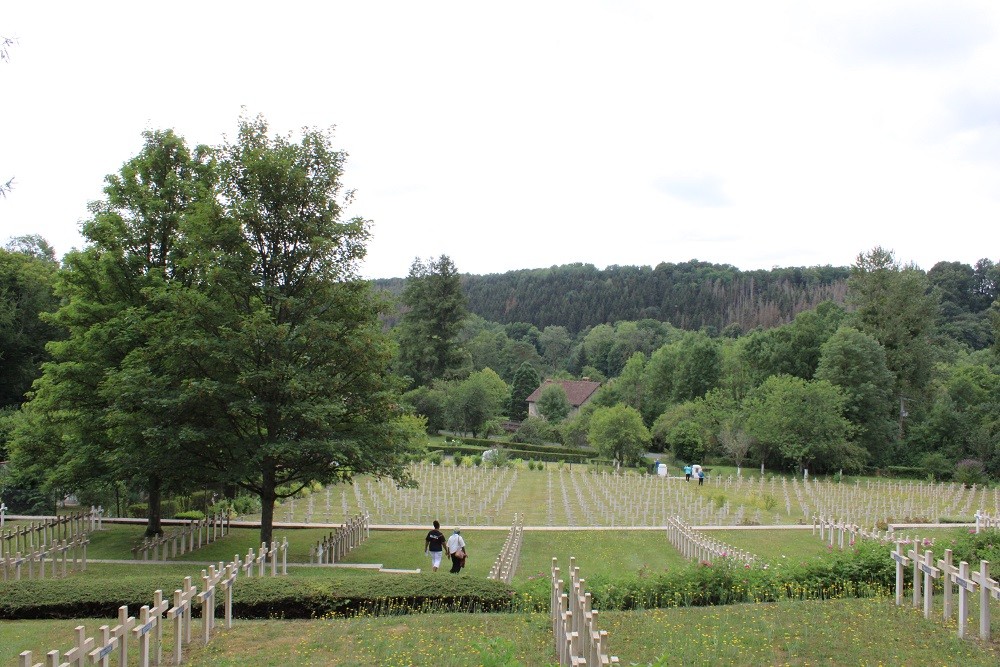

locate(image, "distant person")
[[447, 528, 467, 573], [684, 464, 692, 482], [424, 520, 446, 572], [698, 469, 705, 486]]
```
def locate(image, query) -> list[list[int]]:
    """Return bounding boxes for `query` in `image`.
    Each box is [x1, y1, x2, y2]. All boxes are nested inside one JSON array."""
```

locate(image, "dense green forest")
[[389, 250, 1000, 481], [377, 261, 851, 333]]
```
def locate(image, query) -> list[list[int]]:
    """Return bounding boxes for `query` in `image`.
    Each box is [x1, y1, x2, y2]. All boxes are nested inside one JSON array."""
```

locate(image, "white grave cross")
[[954, 561, 978, 639], [907, 545, 923, 609], [891, 542, 910, 606], [88, 625, 117, 667], [937, 549, 958, 620], [970, 559, 997, 641], [917, 550, 940, 619]]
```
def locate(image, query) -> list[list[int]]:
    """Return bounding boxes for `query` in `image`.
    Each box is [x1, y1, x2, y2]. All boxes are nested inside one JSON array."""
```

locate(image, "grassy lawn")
[[5, 468, 997, 664], [8, 598, 1000, 666], [710, 528, 830, 563]]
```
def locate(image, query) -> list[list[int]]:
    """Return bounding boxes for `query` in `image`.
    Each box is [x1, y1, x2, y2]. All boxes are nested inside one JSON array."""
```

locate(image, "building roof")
[[525, 379, 601, 407]]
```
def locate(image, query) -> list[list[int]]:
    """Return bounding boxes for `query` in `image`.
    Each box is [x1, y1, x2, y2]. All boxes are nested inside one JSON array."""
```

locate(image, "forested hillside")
[[377, 261, 850, 334]]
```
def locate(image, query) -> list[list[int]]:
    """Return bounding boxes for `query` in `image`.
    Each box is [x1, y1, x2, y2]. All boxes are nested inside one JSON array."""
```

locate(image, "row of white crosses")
[[793, 477, 995, 526], [337, 463, 519, 525], [551, 557, 619, 666], [554, 469, 775, 527], [1, 510, 94, 558], [130, 514, 231, 561], [812, 516, 898, 548], [975, 510, 1000, 533], [240, 539, 289, 578], [280, 464, 999, 528], [272, 463, 518, 526], [17, 540, 287, 667], [665, 516, 757, 566], [310, 513, 370, 564], [488, 514, 525, 584], [891, 541, 1000, 641], [1, 533, 89, 582]]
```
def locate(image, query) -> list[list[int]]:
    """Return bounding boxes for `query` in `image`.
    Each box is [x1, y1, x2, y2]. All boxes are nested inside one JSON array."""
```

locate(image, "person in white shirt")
[[446, 528, 467, 573]]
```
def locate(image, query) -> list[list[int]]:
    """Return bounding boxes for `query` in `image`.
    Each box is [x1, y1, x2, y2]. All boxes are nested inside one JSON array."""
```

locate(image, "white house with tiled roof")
[[525, 379, 601, 419]]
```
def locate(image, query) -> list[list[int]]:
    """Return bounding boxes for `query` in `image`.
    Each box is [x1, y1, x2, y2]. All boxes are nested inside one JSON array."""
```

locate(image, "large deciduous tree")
[[589, 404, 650, 467], [0, 237, 60, 412], [444, 368, 509, 437], [537, 383, 571, 423], [11, 130, 217, 533], [744, 375, 858, 474], [395, 255, 467, 387], [814, 326, 895, 467], [847, 247, 937, 411], [150, 114, 416, 544]]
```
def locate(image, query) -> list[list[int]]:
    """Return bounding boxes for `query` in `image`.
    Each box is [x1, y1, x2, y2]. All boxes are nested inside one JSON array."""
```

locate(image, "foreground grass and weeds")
[[7, 527, 1000, 663], [8, 598, 1000, 666]]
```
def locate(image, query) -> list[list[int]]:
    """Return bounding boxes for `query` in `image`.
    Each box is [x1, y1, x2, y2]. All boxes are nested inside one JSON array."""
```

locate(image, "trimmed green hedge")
[[513, 541, 896, 611], [431, 442, 597, 465], [0, 574, 515, 620]]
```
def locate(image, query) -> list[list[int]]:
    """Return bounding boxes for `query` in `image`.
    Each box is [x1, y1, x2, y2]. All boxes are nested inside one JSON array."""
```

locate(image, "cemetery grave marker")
[[488, 514, 524, 584], [551, 557, 619, 666]]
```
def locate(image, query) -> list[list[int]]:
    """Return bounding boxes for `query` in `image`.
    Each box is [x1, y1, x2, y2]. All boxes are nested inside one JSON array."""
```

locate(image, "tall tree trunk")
[[259, 462, 277, 546], [145, 473, 163, 538]]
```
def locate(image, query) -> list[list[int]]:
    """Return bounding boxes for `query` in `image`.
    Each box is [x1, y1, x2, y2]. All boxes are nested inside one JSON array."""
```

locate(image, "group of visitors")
[[423, 520, 467, 573], [683, 463, 706, 485]]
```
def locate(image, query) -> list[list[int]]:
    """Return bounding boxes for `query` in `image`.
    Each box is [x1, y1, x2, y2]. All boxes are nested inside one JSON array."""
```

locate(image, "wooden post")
[[970, 560, 994, 641], [220, 564, 238, 629], [111, 605, 136, 666], [918, 551, 939, 619], [151, 590, 169, 666], [134, 605, 156, 667], [88, 625, 116, 667], [955, 561, 977, 639], [891, 542, 910, 606], [62, 625, 93, 667], [938, 549, 957, 620], [199, 573, 215, 645], [907, 545, 922, 609]]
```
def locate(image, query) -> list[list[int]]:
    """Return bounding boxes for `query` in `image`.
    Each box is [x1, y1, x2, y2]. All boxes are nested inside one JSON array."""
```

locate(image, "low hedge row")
[[445, 436, 593, 458], [514, 541, 897, 611], [430, 443, 594, 465], [0, 574, 515, 620]]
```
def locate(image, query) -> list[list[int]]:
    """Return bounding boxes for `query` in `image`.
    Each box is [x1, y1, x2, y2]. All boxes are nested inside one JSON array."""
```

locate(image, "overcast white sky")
[[3, 1, 999, 279]]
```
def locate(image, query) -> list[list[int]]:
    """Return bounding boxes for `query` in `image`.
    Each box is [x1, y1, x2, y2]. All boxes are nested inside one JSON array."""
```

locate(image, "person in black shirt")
[[424, 520, 446, 572]]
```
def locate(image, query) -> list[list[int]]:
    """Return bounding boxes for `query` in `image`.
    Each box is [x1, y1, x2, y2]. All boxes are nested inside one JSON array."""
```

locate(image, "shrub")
[[955, 459, 987, 488], [126, 503, 147, 518], [942, 527, 1000, 564], [175, 510, 205, 521], [231, 495, 261, 515], [512, 416, 555, 445], [0, 574, 516, 620], [127, 501, 179, 518], [187, 490, 215, 511], [453, 454, 465, 467], [428, 452, 443, 466], [512, 541, 895, 612]]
